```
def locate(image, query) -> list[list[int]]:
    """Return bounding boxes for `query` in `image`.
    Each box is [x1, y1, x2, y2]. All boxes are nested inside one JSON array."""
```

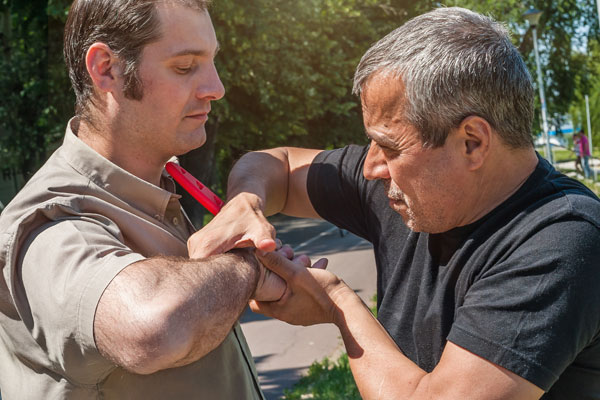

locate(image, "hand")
[[251, 242, 292, 302], [188, 193, 276, 259], [249, 250, 346, 326]]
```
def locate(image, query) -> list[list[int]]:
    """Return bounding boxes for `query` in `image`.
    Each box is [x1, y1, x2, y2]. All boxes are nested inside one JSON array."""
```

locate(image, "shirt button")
[[172, 217, 179, 226]]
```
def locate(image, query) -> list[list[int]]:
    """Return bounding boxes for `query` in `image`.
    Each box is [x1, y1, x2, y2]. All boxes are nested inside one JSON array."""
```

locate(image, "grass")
[[282, 354, 361, 400]]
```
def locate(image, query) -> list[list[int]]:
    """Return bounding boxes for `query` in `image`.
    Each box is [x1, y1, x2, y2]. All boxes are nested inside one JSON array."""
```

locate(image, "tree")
[[2, 0, 598, 212], [0, 0, 50, 182]]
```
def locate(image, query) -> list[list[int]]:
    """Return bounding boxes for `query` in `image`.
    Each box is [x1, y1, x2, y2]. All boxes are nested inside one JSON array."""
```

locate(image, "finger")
[[257, 238, 277, 252], [249, 299, 275, 316], [233, 238, 255, 249], [248, 299, 259, 312], [311, 258, 328, 270], [256, 251, 298, 280], [275, 238, 283, 250], [277, 244, 294, 260], [253, 222, 277, 252], [233, 237, 276, 252], [293, 254, 311, 268]]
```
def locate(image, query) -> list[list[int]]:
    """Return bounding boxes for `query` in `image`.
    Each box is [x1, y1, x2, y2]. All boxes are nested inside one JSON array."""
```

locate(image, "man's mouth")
[[186, 112, 209, 122]]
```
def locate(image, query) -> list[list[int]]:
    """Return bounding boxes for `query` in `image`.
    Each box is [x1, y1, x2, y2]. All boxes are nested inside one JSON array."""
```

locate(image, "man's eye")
[[175, 66, 192, 74]]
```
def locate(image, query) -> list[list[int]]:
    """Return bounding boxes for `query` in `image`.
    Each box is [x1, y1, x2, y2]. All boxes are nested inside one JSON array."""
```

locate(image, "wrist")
[[226, 190, 265, 210], [327, 282, 361, 327], [228, 248, 262, 290]]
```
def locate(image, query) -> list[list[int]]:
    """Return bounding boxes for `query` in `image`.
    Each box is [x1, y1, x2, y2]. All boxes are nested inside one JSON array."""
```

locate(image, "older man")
[[0, 0, 285, 398], [200, 7, 600, 400]]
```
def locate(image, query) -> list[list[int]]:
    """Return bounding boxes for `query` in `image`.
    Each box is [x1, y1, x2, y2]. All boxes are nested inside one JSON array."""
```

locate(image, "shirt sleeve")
[[307, 144, 377, 240], [15, 217, 145, 384], [448, 218, 600, 391]]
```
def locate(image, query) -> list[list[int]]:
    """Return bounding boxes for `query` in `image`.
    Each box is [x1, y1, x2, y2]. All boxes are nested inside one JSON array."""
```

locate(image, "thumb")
[[243, 223, 277, 252], [311, 258, 329, 270], [256, 238, 277, 253], [256, 250, 296, 279], [233, 237, 276, 252], [249, 299, 274, 316]]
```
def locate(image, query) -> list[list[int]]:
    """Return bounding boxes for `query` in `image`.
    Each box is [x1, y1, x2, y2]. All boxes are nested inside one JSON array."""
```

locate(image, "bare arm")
[[251, 251, 545, 400], [94, 249, 264, 375], [188, 147, 323, 258], [227, 147, 322, 218]]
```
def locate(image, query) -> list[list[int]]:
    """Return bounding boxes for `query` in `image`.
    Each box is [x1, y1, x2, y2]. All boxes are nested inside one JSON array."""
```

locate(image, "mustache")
[[383, 180, 404, 202]]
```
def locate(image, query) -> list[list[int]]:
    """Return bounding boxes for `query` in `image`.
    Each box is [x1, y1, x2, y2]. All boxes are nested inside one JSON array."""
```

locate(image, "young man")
[[0, 0, 286, 398], [199, 8, 600, 400]]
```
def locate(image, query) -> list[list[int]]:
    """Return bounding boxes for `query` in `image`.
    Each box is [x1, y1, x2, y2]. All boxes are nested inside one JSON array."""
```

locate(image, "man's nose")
[[196, 63, 225, 101], [363, 143, 390, 181]]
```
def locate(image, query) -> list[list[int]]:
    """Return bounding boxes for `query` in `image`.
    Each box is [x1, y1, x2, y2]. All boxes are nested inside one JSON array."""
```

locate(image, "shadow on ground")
[[268, 214, 372, 256], [253, 355, 309, 400]]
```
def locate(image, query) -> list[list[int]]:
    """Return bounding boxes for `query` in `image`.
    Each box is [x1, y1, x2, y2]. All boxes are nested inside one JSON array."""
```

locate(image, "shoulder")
[[311, 144, 369, 171]]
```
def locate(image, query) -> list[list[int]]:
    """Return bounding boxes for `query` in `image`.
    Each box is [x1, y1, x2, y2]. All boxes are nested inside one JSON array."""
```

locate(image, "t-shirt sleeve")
[[448, 218, 600, 391], [307, 145, 375, 240], [15, 218, 145, 384]]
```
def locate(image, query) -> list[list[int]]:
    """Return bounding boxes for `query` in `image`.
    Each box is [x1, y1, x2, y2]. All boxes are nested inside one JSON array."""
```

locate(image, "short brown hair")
[[63, 0, 211, 122]]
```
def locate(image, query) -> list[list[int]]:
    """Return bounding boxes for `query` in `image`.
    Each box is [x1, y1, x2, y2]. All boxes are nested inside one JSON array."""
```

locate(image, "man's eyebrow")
[[366, 130, 397, 148], [170, 42, 220, 58]]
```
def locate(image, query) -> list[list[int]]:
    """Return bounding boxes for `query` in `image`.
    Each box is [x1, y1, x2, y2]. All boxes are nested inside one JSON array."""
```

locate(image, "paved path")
[[240, 216, 377, 399]]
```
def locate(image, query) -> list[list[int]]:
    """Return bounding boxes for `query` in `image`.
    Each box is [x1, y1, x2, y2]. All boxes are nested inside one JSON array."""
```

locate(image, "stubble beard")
[[384, 179, 419, 230]]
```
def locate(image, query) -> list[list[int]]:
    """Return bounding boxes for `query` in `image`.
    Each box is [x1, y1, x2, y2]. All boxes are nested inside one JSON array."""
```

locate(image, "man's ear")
[[457, 115, 492, 171], [85, 42, 122, 94]]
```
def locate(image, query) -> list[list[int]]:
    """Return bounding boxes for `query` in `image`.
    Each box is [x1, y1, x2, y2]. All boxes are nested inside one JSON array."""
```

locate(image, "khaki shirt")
[[0, 120, 264, 399]]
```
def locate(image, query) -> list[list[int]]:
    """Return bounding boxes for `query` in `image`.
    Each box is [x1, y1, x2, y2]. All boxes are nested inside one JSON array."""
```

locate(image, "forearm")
[[332, 288, 427, 399], [227, 147, 321, 218], [227, 148, 290, 216], [95, 249, 259, 374]]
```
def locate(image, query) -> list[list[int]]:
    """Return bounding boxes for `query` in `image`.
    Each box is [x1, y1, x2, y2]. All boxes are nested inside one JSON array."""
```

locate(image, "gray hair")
[[353, 7, 534, 148]]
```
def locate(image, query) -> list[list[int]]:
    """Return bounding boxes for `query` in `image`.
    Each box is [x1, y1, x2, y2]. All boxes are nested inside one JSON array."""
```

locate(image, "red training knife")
[[165, 161, 224, 215]]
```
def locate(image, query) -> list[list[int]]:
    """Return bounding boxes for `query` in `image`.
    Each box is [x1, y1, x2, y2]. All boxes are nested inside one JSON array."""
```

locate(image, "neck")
[[76, 118, 165, 187], [462, 147, 538, 225]]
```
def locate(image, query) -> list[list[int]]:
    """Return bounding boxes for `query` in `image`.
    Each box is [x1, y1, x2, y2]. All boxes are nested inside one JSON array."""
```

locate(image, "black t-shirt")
[[307, 145, 600, 398]]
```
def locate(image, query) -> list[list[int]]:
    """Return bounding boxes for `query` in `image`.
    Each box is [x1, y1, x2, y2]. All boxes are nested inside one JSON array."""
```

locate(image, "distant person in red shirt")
[[573, 132, 582, 174], [577, 129, 592, 178]]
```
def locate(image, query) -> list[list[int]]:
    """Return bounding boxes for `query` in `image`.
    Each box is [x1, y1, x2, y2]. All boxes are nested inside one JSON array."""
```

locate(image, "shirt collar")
[[59, 118, 181, 220]]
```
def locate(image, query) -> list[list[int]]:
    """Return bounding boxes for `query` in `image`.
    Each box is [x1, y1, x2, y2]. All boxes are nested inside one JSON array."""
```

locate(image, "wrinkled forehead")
[[361, 72, 407, 125]]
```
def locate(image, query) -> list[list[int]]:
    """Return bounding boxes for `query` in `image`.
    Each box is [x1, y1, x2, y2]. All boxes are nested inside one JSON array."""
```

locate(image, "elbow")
[[113, 302, 196, 375]]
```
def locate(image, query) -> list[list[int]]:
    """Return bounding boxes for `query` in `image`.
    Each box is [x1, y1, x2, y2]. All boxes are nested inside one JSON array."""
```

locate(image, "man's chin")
[[175, 128, 207, 155]]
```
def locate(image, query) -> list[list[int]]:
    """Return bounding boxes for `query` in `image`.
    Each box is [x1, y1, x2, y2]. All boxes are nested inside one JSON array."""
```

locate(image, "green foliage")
[[209, 0, 379, 188], [0, 0, 72, 184], [2, 0, 600, 201], [0, 0, 50, 179], [283, 353, 361, 400]]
